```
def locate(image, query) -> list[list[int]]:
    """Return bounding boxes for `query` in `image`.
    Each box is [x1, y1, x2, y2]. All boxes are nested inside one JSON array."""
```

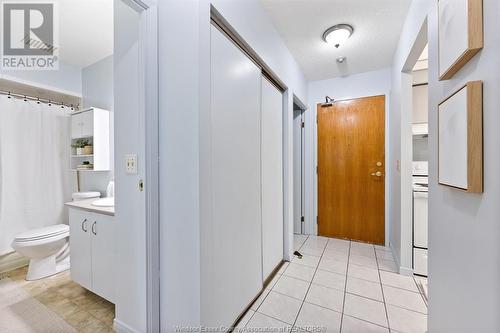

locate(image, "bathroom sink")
[[92, 197, 114, 207]]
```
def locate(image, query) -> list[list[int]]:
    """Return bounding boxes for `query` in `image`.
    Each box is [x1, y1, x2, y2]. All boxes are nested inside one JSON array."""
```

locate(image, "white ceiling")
[[260, 0, 412, 81], [58, 0, 113, 68]]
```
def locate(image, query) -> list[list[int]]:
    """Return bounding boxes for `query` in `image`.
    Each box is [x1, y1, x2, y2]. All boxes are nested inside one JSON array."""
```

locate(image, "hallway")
[[237, 235, 427, 332]]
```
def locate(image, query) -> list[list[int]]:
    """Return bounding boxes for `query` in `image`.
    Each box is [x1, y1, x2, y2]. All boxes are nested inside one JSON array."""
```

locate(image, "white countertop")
[[65, 198, 115, 216]]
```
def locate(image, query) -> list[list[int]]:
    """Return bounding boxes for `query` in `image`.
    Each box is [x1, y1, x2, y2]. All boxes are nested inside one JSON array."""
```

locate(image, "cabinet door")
[[69, 209, 92, 290], [71, 113, 83, 138], [91, 215, 115, 302], [80, 110, 94, 138]]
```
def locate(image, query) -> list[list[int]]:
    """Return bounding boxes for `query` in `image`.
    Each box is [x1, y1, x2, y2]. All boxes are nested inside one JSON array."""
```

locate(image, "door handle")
[[92, 221, 97, 235], [81, 219, 88, 232], [371, 171, 383, 177]]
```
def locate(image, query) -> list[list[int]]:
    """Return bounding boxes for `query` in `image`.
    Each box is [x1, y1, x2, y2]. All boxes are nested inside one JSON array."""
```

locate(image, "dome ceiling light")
[[322, 24, 354, 48]]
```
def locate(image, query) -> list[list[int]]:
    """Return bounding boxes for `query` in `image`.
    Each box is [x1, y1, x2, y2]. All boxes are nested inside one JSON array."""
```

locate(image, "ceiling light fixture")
[[336, 56, 346, 64], [322, 24, 354, 48]]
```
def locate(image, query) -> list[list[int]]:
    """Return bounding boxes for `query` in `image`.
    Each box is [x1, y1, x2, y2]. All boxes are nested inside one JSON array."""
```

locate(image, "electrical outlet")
[[125, 154, 137, 174]]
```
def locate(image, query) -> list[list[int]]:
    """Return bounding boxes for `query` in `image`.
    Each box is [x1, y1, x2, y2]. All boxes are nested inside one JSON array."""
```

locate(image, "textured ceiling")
[[260, 0, 412, 81]]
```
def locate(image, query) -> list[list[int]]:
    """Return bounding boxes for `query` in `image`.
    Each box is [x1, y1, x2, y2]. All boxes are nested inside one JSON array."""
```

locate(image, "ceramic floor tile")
[[299, 244, 326, 257], [350, 242, 374, 250], [350, 246, 376, 258], [284, 263, 316, 282], [386, 304, 427, 333], [379, 271, 418, 292], [341, 315, 390, 333], [251, 288, 270, 311], [346, 276, 383, 302], [343, 293, 388, 328], [273, 275, 310, 300], [318, 257, 348, 275], [295, 302, 341, 333], [378, 259, 398, 273], [292, 254, 321, 268], [312, 269, 346, 291], [257, 291, 302, 325], [246, 312, 291, 331], [382, 285, 427, 314], [305, 283, 344, 312], [235, 309, 255, 329], [265, 272, 282, 290], [376, 250, 395, 261], [322, 248, 350, 260], [349, 254, 378, 269], [347, 265, 380, 283], [277, 262, 289, 275]]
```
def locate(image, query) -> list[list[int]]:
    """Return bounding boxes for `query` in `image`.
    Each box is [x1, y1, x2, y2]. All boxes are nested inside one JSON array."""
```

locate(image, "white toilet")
[[11, 191, 100, 280]]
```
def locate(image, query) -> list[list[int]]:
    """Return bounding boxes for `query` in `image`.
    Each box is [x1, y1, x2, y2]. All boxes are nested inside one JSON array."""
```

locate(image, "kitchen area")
[[412, 46, 429, 278]]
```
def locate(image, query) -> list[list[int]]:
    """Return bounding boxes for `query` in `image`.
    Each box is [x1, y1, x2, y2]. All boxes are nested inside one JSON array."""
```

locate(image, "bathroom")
[[0, 1, 121, 331]]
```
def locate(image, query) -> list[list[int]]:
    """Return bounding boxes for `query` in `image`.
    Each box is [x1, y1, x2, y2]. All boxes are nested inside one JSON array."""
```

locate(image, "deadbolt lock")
[[376, 161, 383, 167]]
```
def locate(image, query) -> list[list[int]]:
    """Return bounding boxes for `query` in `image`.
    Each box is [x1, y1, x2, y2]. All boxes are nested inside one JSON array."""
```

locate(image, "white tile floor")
[[237, 235, 427, 333]]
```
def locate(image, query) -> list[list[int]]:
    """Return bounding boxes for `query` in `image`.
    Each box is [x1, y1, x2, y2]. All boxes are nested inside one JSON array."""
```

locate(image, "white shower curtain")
[[0, 95, 72, 255]]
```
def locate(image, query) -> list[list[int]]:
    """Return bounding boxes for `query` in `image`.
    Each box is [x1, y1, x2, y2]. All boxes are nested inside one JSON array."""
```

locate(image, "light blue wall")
[[82, 55, 114, 110], [78, 55, 114, 195], [0, 61, 82, 95]]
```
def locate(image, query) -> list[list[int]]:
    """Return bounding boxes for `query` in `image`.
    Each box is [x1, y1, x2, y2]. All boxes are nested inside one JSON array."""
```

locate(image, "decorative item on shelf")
[[77, 161, 94, 170], [438, 0, 483, 80], [72, 139, 90, 155], [438, 81, 483, 192], [83, 144, 93, 155]]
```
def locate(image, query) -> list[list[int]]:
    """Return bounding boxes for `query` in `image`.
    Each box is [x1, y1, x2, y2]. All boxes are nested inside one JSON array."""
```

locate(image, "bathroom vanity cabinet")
[[68, 207, 115, 303]]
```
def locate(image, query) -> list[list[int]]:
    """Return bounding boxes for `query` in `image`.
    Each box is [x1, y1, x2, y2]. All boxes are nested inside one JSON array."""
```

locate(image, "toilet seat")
[[14, 224, 69, 243]]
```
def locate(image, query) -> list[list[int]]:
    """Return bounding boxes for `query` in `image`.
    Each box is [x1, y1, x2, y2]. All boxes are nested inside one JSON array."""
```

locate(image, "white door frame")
[[399, 18, 428, 275], [120, 0, 160, 331]]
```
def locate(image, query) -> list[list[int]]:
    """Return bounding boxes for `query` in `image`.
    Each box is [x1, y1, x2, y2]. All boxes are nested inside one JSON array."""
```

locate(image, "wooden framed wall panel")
[[438, 81, 483, 192], [438, 0, 483, 81]]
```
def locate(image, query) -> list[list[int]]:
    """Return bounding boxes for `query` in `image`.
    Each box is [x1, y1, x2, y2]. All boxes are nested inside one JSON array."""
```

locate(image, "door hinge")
[[301, 121, 305, 128], [316, 216, 318, 224], [301, 216, 305, 222], [316, 166, 318, 174]]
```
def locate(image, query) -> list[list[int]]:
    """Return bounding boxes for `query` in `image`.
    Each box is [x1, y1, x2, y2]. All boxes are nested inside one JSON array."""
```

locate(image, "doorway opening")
[[400, 18, 428, 303], [293, 102, 306, 235]]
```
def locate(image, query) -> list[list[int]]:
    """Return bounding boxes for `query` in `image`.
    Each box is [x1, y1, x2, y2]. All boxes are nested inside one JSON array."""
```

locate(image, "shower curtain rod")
[[0, 89, 80, 110]]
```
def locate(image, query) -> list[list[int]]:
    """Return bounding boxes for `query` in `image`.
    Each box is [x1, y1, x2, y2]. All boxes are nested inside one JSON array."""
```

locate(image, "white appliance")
[[412, 161, 428, 276]]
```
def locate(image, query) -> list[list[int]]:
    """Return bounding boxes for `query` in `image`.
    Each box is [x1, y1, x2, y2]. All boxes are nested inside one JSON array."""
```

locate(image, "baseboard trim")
[[113, 318, 142, 333], [0, 252, 28, 274]]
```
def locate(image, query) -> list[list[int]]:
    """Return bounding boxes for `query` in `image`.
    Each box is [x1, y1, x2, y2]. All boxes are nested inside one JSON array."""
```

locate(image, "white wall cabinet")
[[69, 208, 115, 302], [70, 107, 110, 171]]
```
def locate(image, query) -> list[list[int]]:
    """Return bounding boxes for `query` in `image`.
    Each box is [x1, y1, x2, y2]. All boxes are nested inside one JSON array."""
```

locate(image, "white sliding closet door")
[[261, 77, 284, 281], [207, 24, 263, 327]]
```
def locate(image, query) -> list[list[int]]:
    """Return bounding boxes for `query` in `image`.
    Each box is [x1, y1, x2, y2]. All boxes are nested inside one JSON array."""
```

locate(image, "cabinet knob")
[[81, 219, 88, 232], [92, 221, 97, 235]]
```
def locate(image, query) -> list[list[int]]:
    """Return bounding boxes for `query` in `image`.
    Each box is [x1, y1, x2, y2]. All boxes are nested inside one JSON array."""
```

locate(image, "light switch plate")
[[125, 154, 137, 174]]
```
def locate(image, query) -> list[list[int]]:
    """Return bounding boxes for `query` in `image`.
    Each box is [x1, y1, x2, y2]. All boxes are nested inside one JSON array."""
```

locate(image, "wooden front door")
[[317, 95, 385, 244]]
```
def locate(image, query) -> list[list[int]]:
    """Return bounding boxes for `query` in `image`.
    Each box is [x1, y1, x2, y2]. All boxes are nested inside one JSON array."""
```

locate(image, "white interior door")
[[261, 77, 284, 281], [207, 24, 263, 327]]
